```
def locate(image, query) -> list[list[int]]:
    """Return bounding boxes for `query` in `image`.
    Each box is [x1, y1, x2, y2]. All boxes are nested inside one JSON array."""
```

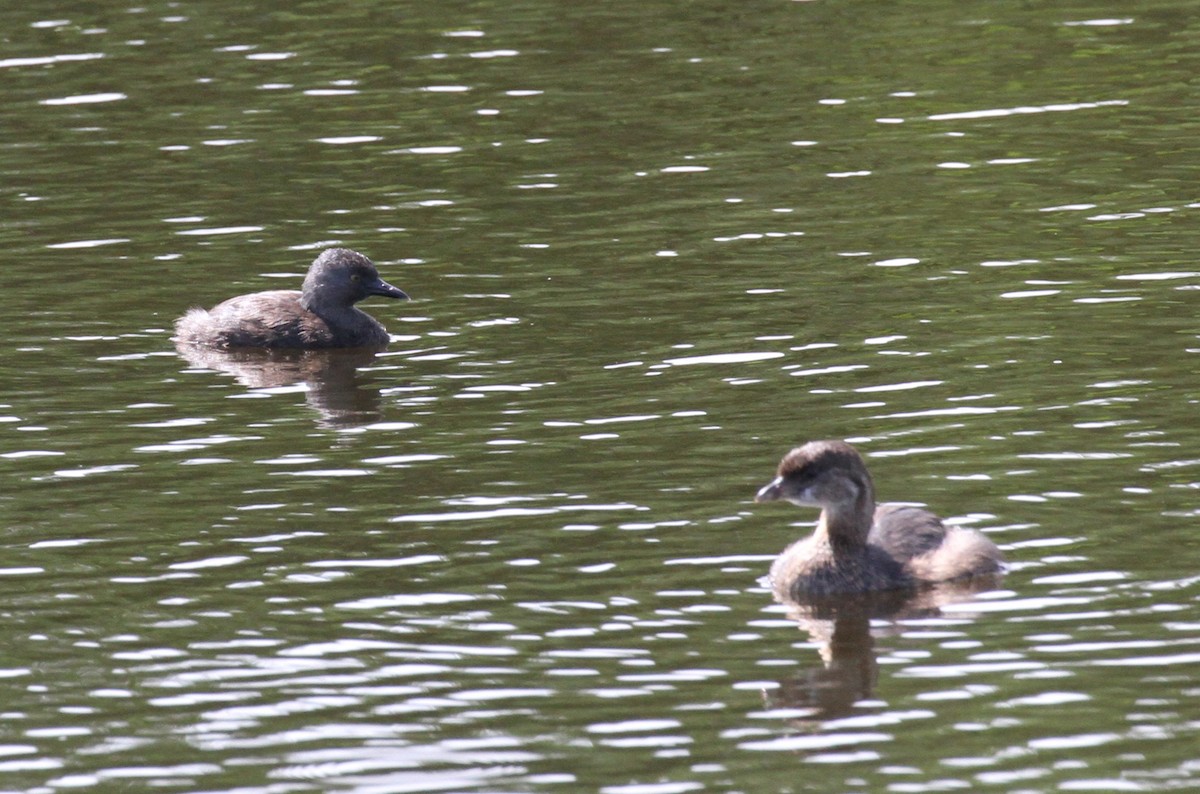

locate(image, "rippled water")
[[3, 0, 1200, 791]]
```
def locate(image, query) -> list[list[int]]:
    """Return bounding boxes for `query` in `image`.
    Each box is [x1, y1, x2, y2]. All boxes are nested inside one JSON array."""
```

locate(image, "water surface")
[[2, 1, 1200, 791]]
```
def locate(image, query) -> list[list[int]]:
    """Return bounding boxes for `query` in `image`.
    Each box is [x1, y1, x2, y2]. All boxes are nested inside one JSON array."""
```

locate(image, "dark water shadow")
[[766, 574, 1005, 723], [175, 342, 388, 428]]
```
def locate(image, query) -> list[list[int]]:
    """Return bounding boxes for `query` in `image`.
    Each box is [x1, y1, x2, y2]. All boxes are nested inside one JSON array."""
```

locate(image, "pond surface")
[[3, 1, 1200, 791]]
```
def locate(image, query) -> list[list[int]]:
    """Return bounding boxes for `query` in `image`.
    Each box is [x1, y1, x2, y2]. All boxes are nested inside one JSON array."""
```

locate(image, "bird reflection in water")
[[765, 574, 1004, 723], [174, 341, 387, 428]]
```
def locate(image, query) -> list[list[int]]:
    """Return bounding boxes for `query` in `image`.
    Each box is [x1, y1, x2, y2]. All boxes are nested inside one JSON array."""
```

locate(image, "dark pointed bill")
[[368, 277, 410, 300]]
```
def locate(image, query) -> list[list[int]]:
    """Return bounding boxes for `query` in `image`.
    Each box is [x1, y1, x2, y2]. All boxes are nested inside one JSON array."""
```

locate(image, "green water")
[[2, 1, 1199, 791]]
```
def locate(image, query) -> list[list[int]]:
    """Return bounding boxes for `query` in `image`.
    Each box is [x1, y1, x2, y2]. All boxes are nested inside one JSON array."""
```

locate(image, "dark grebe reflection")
[[174, 343, 386, 428], [764, 577, 1005, 723]]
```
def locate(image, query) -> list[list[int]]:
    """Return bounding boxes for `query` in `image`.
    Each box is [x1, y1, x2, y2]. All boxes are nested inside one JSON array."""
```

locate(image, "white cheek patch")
[[798, 484, 817, 503]]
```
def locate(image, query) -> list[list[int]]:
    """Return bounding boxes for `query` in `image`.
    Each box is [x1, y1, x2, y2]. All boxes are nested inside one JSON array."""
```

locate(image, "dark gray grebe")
[[173, 248, 409, 350], [755, 440, 1004, 601]]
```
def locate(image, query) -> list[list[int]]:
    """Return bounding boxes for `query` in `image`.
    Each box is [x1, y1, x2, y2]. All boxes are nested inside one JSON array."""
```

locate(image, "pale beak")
[[755, 477, 783, 503]]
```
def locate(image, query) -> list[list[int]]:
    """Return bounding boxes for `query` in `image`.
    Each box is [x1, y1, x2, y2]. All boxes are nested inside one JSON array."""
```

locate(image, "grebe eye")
[[350, 274, 361, 282]]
